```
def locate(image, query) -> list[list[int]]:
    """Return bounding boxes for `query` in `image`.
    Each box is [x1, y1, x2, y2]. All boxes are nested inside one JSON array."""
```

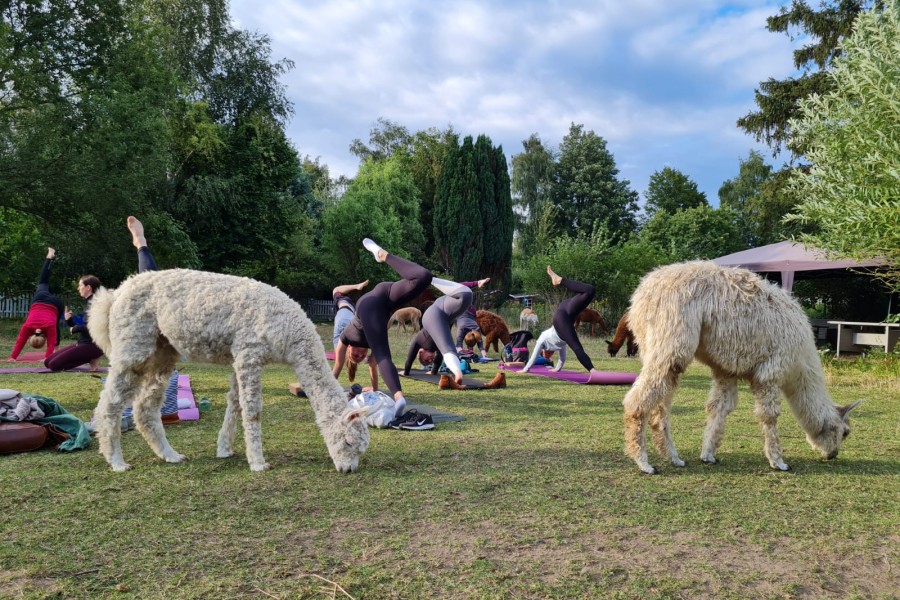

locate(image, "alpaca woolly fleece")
[[622, 261, 860, 474], [88, 269, 373, 473]]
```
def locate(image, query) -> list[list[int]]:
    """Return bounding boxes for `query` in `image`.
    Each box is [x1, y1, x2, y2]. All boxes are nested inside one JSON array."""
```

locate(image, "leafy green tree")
[[640, 205, 744, 263], [718, 151, 774, 246], [321, 156, 424, 282], [551, 123, 639, 241], [787, 0, 900, 289], [737, 0, 878, 155], [643, 167, 707, 218], [349, 117, 413, 162], [510, 134, 555, 256], [408, 126, 457, 265], [0, 0, 181, 283]]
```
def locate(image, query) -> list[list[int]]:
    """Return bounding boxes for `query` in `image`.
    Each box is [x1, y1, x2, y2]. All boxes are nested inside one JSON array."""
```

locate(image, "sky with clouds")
[[229, 0, 800, 207]]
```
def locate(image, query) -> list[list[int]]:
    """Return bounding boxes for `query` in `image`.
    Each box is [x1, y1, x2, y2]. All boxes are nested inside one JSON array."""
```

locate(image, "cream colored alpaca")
[[623, 261, 860, 474], [88, 269, 376, 473], [519, 307, 538, 330]]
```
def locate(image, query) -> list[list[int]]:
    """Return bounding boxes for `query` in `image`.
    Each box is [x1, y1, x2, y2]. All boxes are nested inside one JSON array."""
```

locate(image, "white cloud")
[[230, 0, 799, 200]]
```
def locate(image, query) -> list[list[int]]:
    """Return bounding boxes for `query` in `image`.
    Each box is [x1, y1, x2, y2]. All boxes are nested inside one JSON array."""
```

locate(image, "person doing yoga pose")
[[5, 248, 66, 361], [523, 266, 600, 374], [332, 239, 432, 416], [402, 277, 489, 383]]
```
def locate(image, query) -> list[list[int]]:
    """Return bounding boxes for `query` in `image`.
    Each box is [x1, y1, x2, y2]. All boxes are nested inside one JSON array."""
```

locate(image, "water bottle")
[[198, 397, 211, 412]]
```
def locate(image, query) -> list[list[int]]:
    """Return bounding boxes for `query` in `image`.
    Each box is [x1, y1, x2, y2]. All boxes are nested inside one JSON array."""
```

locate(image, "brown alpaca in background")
[[389, 307, 422, 333], [476, 310, 511, 353], [606, 312, 638, 357], [574, 308, 607, 336]]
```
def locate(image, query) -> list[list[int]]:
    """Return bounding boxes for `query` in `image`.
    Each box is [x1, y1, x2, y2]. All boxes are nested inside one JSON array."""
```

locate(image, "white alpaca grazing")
[[88, 269, 376, 473], [623, 261, 860, 474]]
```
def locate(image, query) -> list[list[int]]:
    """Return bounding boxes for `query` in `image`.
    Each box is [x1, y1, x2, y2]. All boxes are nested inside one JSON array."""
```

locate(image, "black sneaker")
[[397, 409, 435, 431], [388, 410, 412, 430]]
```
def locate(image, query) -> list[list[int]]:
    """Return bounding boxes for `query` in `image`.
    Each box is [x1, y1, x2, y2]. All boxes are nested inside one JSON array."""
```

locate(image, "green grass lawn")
[[0, 318, 897, 599]]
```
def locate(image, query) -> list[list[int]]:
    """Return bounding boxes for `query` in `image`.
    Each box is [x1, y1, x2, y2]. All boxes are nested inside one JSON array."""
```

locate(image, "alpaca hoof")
[[639, 465, 658, 475], [700, 456, 717, 465], [250, 461, 271, 472], [111, 462, 132, 473], [216, 449, 235, 458], [772, 462, 790, 471], [672, 458, 686, 467], [164, 453, 187, 464]]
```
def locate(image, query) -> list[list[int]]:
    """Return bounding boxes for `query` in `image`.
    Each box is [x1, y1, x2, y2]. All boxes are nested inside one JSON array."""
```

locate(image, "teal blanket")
[[0, 394, 92, 451]]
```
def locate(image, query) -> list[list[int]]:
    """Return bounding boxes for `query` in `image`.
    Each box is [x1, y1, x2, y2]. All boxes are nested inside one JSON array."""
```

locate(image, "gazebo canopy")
[[713, 241, 884, 292]]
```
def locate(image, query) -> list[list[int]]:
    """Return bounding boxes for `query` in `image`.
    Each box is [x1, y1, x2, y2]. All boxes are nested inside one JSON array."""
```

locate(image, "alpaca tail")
[[87, 286, 116, 355]]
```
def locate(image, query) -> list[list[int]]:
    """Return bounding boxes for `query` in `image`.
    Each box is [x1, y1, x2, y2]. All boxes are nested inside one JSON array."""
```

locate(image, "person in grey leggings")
[[402, 277, 489, 384]]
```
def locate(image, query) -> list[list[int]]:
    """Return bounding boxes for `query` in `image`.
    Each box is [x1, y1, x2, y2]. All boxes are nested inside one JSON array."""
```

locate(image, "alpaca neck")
[[782, 357, 835, 434]]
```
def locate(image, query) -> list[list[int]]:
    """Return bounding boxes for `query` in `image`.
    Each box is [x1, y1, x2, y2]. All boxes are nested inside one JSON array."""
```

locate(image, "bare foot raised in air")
[[127, 216, 146, 249], [477, 278, 491, 288], [47, 247, 56, 260], [547, 265, 562, 286]]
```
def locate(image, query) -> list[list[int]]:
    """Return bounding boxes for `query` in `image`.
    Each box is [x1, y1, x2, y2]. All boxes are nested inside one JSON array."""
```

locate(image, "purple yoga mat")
[[499, 363, 637, 385], [0, 366, 108, 374]]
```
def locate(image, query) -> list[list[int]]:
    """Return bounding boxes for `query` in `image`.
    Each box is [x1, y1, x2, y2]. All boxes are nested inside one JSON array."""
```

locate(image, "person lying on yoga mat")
[[332, 239, 432, 417], [5, 248, 66, 361], [43, 271, 104, 372], [523, 266, 601, 375], [402, 277, 489, 385]]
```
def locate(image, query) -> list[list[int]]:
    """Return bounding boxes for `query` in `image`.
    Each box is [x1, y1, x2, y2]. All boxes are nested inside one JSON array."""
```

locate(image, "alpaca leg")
[[623, 358, 681, 474], [700, 377, 738, 464], [133, 368, 185, 463], [752, 382, 789, 471], [96, 366, 141, 472], [233, 360, 269, 471], [216, 371, 241, 458], [649, 401, 684, 467]]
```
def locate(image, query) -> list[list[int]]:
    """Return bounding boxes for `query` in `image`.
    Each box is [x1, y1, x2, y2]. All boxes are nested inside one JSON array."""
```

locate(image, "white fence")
[[0, 295, 31, 318], [2, 294, 337, 322]]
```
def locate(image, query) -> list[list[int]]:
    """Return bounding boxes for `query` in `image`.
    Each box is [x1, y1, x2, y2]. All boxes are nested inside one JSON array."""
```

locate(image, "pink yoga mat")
[[499, 363, 637, 385], [10, 351, 48, 362], [177, 373, 199, 421]]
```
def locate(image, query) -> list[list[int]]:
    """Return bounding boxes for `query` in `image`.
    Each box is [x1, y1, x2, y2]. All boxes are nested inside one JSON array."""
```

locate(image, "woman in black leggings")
[[548, 265, 597, 373], [332, 239, 432, 416]]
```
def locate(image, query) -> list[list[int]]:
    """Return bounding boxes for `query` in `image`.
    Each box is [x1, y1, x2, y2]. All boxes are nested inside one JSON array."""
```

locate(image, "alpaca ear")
[[837, 400, 862, 419]]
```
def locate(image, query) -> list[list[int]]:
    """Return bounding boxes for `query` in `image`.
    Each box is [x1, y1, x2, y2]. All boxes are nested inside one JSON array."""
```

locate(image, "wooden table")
[[827, 321, 900, 356]]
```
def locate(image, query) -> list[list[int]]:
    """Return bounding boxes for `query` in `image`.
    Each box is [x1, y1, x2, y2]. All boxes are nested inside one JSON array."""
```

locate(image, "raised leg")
[[133, 368, 185, 464], [752, 381, 789, 471], [216, 371, 241, 458], [700, 377, 739, 464]]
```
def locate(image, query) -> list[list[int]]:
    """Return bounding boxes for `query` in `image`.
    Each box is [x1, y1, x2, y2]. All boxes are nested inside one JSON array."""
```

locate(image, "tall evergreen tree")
[[434, 134, 513, 283], [737, 0, 879, 156]]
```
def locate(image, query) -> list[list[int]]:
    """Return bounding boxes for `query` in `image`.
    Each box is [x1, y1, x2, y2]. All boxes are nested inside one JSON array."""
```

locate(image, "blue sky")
[[229, 1, 799, 207]]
